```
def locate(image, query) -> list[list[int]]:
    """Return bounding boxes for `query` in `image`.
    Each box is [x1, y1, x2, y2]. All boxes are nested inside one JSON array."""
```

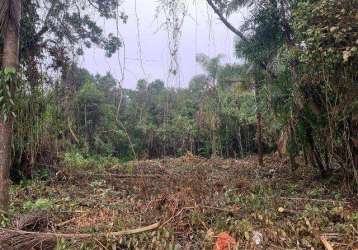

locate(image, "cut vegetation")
[[1, 154, 357, 249]]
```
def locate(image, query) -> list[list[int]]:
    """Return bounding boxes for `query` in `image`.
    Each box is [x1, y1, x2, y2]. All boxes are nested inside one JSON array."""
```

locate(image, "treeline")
[[206, 0, 358, 186], [1, 0, 357, 190], [13, 55, 261, 173]]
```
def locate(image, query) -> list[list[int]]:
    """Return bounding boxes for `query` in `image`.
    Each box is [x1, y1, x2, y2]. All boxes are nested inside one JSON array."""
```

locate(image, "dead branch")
[[1, 222, 160, 240], [320, 236, 334, 250], [200, 205, 240, 214], [160, 207, 195, 228], [55, 213, 88, 227], [93, 172, 163, 179], [68, 119, 80, 145], [0, 222, 160, 250], [279, 197, 349, 204]]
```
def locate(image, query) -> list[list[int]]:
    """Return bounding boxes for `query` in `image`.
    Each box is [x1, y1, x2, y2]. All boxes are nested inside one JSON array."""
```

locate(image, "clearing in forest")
[[1, 154, 357, 249]]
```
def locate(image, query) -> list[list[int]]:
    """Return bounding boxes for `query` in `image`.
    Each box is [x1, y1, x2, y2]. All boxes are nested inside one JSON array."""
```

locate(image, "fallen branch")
[[280, 197, 349, 204], [160, 207, 195, 228], [320, 236, 334, 250], [105, 173, 161, 178], [87, 172, 162, 179], [201, 205, 240, 214], [350, 224, 358, 235], [1, 222, 160, 240], [0, 222, 160, 249], [56, 213, 88, 227]]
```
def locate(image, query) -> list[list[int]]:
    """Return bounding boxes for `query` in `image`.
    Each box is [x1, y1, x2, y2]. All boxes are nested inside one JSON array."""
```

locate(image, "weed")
[[286, 183, 298, 194], [23, 198, 53, 211]]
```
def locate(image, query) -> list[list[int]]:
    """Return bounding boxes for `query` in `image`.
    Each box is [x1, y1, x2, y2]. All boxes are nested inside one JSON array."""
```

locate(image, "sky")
[[80, 0, 245, 89]]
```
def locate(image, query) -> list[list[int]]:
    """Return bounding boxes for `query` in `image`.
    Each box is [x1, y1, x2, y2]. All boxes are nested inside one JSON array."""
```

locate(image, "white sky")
[[80, 0, 245, 89]]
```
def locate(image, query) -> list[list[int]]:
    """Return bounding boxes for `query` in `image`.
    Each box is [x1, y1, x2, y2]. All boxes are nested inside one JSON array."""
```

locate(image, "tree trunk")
[[211, 115, 218, 158], [0, 0, 21, 211], [0, 123, 12, 210], [237, 126, 244, 158], [254, 79, 264, 167]]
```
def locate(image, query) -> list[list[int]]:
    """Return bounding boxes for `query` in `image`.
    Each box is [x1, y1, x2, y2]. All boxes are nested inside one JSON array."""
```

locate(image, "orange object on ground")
[[213, 232, 237, 250]]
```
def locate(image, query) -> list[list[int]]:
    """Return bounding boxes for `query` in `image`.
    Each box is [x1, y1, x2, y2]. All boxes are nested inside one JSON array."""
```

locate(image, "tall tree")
[[195, 54, 223, 157], [0, 0, 21, 210]]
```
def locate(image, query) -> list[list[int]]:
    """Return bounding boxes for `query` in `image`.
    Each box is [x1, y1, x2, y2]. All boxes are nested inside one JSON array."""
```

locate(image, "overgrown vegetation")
[[0, 0, 357, 249]]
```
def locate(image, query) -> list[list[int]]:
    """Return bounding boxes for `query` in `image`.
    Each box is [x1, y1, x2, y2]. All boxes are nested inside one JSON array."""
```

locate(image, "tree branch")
[[206, 0, 248, 43], [206, 0, 275, 78]]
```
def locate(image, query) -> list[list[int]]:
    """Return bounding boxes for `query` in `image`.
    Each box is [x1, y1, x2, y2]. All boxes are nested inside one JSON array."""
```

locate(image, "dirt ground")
[[1, 153, 357, 249]]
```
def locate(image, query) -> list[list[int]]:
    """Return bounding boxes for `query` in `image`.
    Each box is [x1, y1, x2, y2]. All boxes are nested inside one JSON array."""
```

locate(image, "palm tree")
[[0, 0, 21, 210]]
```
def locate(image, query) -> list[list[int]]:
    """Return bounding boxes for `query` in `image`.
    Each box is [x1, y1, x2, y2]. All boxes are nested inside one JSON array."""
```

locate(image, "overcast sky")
[[80, 0, 245, 89]]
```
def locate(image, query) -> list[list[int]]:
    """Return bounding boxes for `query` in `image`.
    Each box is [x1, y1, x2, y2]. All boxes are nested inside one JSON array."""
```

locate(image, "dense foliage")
[[0, 0, 357, 190], [13, 55, 260, 177], [211, 0, 357, 186], [0, 0, 357, 248]]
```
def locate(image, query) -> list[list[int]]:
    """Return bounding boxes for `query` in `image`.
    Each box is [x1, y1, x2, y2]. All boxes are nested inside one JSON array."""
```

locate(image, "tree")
[[0, 0, 126, 208], [8, 0, 126, 179], [195, 54, 224, 157], [0, 0, 21, 210], [206, 0, 276, 78], [292, 0, 358, 181]]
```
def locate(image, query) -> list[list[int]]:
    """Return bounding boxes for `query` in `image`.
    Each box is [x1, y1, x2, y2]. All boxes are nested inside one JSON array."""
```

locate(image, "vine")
[[156, 0, 188, 86]]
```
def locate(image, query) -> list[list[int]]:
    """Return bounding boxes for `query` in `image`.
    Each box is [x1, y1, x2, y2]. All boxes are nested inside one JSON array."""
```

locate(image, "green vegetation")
[[0, 0, 357, 249], [3, 0, 357, 183]]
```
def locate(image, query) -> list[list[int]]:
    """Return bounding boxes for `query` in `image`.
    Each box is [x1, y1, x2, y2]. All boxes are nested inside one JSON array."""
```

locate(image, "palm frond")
[[0, 0, 21, 37], [227, 0, 254, 14]]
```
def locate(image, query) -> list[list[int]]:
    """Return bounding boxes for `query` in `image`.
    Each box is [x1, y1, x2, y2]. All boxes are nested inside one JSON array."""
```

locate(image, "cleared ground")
[[1, 154, 357, 249]]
